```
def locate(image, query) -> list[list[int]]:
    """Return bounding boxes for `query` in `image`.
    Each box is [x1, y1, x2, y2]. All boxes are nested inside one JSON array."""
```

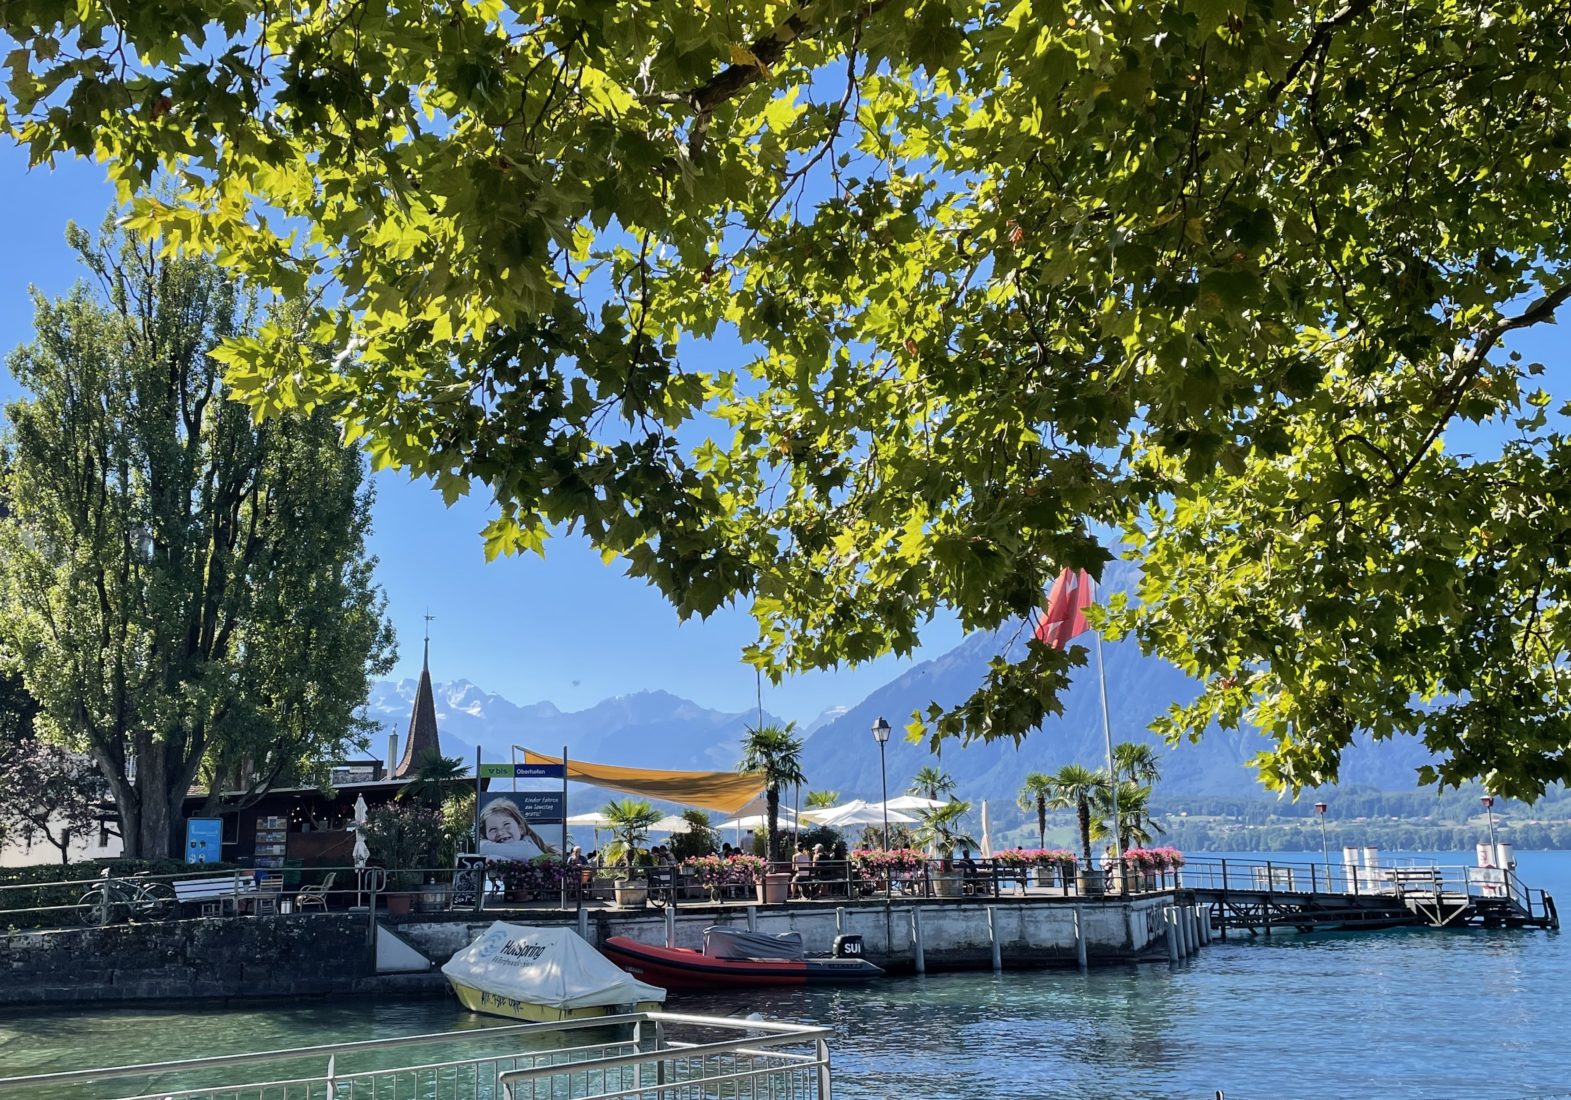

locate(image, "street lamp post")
[[872, 717, 892, 902], [871, 718, 891, 849], [1314, 802, 1330, 891], [1481, 794, 1498, 859]]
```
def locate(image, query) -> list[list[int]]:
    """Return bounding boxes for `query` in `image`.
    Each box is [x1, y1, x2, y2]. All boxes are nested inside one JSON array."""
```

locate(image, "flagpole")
[[1092, 581, 1121, 890]]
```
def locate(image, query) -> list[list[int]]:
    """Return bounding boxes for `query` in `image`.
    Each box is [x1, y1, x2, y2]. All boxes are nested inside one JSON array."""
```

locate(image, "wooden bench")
[[1388, 867, 1443, 895], [174, 874, 257, 916]]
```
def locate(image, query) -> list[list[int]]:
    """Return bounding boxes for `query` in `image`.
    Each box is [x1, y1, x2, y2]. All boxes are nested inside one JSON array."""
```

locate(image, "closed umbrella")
[[980, 800, 993, 858]]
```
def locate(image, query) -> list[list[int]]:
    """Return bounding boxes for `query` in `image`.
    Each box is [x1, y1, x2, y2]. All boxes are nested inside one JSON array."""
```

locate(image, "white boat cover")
[[442, 922, 667, 1010], [703, 926, 805, 961]]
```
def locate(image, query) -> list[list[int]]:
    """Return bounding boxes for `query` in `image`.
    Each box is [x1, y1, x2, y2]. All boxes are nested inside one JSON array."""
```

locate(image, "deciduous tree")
[[0, 223, 396, 857], [6, 3, 1571, 794]]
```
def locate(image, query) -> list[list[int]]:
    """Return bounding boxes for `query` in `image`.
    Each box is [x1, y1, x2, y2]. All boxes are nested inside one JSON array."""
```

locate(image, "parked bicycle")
[[76, 871, 176, 925]]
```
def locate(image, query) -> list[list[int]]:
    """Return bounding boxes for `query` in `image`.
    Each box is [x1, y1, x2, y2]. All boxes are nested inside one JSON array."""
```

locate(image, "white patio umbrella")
[[802, 799, 918, 828], [980, 800, 993, 858], [714, 807, 798, 830], [565, 811, 612, 850], [648, 814, 693, 833], [878, 795, 951, 813]]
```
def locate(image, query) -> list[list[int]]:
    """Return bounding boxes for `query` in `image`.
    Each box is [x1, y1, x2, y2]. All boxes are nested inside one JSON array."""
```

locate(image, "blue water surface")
[[2, 850, 1567, 1100]]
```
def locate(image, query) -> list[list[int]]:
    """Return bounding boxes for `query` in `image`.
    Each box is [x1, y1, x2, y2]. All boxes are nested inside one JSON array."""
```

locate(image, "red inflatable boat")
[[601, 927, 883, 989]]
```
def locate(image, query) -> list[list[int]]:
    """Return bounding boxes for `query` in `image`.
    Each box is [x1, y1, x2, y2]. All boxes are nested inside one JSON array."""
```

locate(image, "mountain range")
[[364, 563, 1438, 812]]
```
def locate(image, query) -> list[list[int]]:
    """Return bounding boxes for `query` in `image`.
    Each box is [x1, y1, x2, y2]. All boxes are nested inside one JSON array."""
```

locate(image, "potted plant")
[[915, 801, 976, 898], [602, 798, 661, 908], [364, 802, 443, 913]]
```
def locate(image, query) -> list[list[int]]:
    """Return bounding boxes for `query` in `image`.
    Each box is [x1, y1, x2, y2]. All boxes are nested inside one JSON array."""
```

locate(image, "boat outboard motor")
[[832, 934, 864, 959]]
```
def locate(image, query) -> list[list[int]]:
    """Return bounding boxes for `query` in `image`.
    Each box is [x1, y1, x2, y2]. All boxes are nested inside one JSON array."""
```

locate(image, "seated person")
[[955, 849, 980, 893], [791, 842, 815, 898]]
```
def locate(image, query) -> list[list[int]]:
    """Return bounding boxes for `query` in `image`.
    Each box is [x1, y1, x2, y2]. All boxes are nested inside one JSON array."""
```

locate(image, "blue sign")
[[185, 818, 223, 865], [478, 762, 566, 779]]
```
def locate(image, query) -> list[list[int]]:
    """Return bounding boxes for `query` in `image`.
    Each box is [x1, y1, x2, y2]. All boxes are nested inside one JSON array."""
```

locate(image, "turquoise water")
[[2, 851, 1568, 1099]]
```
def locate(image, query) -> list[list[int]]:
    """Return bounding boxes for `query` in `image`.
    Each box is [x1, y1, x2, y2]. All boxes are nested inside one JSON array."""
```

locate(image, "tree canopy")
[[0, 224, 396, 857], [5, 1, 1571, 797]]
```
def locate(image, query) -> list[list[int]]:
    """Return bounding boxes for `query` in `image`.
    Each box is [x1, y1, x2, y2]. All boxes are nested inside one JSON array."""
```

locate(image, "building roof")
[[394, 631, 442, 778]]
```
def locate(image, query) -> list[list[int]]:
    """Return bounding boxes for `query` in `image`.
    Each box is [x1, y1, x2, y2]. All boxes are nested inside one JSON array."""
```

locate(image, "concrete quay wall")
[[0, 894, 1184, 1006]]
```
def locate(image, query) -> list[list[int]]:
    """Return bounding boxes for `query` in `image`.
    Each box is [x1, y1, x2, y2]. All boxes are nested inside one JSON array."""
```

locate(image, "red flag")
[[1035, 568, 1094, 648]]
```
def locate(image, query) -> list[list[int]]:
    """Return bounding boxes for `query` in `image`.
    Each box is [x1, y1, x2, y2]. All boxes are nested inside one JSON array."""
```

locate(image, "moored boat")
[[443, 921, 666, 1022], [601, 927, 884, 989]]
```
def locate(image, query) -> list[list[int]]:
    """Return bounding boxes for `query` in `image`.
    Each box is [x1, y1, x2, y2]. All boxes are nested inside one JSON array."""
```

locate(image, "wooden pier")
[[1181, 857, 1560, 936]]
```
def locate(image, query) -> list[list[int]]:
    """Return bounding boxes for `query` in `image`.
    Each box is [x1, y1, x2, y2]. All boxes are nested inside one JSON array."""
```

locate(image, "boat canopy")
[[703, 927, 805, 961], [520, 749, 765, 814], [442, 922, 666, 1010]]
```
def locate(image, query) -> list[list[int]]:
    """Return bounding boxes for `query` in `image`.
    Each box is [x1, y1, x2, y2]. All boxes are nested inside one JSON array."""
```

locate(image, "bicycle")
[[76, 871, 176, 926]]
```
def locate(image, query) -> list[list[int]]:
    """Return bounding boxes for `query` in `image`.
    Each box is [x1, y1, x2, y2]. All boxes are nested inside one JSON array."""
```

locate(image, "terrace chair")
[[295, 871, 336, 911], [252, 873, 284, 916]]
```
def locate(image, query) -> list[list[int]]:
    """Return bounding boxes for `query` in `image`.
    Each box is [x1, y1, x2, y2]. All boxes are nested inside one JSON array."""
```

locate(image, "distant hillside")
[[365, 560, 1441, 826], [797, 560, 1438, 811]]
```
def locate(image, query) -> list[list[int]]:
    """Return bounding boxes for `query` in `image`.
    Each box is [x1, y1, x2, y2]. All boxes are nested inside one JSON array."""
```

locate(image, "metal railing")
[[0, 854, 1187, 933], [1178, 856, 1554, 920], [0, 1012, 833, 1100]]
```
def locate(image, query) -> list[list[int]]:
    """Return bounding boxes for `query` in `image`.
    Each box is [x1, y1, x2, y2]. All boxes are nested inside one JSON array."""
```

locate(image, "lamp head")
[[1314, 802, 1327, 815], [871, 717, 891, 744], [1481, 795, 1494, 809]]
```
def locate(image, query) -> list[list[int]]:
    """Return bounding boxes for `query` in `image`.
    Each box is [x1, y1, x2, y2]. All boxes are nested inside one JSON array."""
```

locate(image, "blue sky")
[[0, 154, 962, 723]]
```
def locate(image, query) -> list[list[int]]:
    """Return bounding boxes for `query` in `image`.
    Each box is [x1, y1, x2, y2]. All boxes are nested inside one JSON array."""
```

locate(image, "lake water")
[[3, 851, 1568, 1099]]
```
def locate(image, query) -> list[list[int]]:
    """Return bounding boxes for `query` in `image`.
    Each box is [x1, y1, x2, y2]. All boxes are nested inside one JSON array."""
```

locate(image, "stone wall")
[[0, 894, 1182, 1006], [393, 893, 1172, 973], [0, 913, 389, 1004]]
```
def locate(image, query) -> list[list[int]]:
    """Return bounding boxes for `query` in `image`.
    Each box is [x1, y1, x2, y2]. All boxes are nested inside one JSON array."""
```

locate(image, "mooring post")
[[836, 906, 846, 937], [577, 906, 590, 942], [987, 906, 1001, 971], [912, 908, 926, 974], [746, 905, 757, 932], [664, 902, 676, 948], [1165, 908, 1179, 964], [1073, 906, 1088, 970]]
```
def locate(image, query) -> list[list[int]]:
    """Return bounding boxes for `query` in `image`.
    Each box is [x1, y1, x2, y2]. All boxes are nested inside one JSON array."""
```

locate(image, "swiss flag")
[[1034, 568, 1094, 648]]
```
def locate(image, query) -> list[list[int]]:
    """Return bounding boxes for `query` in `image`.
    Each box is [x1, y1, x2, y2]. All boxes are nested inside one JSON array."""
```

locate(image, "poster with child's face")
[[476, 792, 560, 860]]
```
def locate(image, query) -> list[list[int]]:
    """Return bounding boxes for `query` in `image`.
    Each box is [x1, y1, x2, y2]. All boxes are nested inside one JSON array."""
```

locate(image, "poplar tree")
[[0, 224, 396, 857]]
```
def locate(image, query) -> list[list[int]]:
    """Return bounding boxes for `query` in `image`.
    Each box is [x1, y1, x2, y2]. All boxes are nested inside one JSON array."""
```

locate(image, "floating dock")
[[1181, 856, 1559, 936]]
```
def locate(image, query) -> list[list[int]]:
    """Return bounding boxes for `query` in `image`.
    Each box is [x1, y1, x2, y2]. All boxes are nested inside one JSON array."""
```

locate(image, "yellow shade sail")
[[521, 749, 767, 814]]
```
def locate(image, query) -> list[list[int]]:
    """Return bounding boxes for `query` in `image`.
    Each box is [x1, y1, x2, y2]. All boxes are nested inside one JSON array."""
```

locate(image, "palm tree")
[[1016, 772, 1054, 849], [1113, 742, 1162, 786], [1047, 765, 1107, 868], [805, 790, 840, 809], [397, 751, 467, 808], [738, 723, 805, 863], [914, 801, 977, 870], [1092, 780, 1165, 851], [908, 766, 956, 801], [602, 798, 662, 869]]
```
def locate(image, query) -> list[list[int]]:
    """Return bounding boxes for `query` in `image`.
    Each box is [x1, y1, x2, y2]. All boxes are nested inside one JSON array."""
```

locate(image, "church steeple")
[[394, 613, 441, 778]]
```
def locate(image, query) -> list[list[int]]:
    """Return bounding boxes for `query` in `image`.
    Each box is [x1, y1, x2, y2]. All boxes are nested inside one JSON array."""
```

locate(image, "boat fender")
[[832, 934, 864, 959]]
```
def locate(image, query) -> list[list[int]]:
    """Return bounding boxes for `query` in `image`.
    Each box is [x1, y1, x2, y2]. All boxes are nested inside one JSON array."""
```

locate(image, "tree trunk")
[[765, 786, 779, 864], [1077, 796, 1092, 866], [1036, 802, 1045, 849]]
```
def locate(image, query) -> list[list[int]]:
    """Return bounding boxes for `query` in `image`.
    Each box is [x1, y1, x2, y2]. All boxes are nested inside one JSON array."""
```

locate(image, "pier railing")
[[1177, 856, 1555, 922], [0, 1012, 833, 1100]]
